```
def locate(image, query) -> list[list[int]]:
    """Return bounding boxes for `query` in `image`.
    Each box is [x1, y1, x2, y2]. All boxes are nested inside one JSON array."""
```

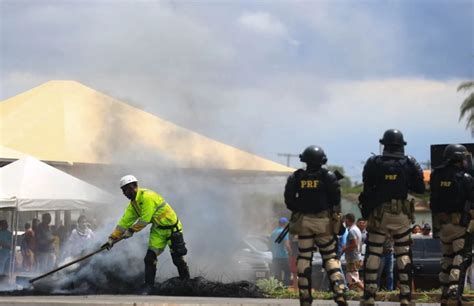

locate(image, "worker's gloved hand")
[[101, 237, 115, 250], [122, 228, 134, 239]]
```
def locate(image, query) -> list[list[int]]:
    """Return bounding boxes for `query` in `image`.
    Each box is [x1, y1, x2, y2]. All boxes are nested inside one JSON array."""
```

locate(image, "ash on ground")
[[2, 276, 263, 298]]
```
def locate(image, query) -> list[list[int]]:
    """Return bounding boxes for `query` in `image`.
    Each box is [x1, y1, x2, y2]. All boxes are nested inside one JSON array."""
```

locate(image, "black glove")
[[101, 238, 115, 250], [122, 228, 134, 239]]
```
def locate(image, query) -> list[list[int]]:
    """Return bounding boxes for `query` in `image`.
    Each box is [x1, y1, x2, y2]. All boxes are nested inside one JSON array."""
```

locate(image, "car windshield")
[[423, 238, 442, 258], [411, 239, 424, 258], [247, 236, 270, 252], [412, 238, 442, 258]]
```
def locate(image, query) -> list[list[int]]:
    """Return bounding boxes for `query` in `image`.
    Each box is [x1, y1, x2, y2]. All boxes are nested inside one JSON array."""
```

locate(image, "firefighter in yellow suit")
[[102, 175, 190, 291]]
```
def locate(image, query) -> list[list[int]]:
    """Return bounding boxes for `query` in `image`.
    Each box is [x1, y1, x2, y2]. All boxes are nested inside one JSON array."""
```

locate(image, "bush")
[[256, 277, 285, 294]]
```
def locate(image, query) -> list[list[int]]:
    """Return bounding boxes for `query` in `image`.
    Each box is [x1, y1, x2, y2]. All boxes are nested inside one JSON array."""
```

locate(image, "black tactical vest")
[[294, 168, 330, 213], [430, 166, 466, 213], [374, 156, 409, 202]]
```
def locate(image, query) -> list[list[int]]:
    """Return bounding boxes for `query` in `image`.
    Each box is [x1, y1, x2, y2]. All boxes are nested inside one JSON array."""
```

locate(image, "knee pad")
[[144, 249, 157, 266], [399, 262, 413, 278], [303, 266, 312, 278], [331, 279, 345, 295]]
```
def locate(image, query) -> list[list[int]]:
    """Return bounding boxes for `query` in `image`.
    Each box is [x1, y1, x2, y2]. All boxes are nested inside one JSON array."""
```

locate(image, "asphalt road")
[[0, 295, 445, 306]]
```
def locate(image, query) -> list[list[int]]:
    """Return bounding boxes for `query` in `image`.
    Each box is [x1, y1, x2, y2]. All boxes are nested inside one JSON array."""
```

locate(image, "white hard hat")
[[119, 175, 138, 188]]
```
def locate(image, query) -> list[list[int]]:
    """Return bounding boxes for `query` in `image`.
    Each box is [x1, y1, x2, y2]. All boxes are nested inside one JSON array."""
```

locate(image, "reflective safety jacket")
[[110, 188, 180, 239]]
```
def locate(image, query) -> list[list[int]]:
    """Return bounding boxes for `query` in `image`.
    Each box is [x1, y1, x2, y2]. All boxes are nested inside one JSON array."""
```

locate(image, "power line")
[[277, 153, 299, 167]]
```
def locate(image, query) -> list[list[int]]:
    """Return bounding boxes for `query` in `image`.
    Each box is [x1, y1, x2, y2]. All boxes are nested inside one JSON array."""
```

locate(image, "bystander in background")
[[35, 213, 56, 272], [66, 215, 95, 257], [0, 220, 12, 275], [20, 222, 35, 272], [270, 217, 291, 285], [377, 236, 394, 291], [342, 213, 364, 291]]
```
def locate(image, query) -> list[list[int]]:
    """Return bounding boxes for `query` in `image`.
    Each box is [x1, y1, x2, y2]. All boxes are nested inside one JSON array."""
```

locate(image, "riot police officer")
[[430, 144, 474, 306], [359, 129, 425, 306], [284, 145, 347, 306]]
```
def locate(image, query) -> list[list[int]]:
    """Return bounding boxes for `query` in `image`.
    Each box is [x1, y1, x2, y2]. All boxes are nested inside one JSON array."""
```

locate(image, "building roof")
[[0, 81, 293, 172], [423, 170, 431, 183], [0, 145, 29, 160]]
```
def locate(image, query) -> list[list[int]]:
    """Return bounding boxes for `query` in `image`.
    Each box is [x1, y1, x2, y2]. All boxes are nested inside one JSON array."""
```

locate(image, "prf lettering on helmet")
[[301, 180, 319, 188], [440, 181, 452, 187], [384, 174, 398, 180]]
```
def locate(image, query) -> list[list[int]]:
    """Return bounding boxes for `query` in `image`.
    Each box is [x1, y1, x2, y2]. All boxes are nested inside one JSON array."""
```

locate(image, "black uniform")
[[360, 153, 424, 306], [430, 164, 474, 302], [360, 154, 425, 212], [285, 167, 341, 214], [284, 166, 346, 306]]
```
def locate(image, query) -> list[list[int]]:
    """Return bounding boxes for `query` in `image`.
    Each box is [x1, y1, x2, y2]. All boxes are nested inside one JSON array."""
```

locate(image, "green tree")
[[327, 165, 352, 188], [458, 81, 474, 136]]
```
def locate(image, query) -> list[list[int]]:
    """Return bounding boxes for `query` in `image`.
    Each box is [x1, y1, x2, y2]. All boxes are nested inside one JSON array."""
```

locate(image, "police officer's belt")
[[381, 199, 407, 214], [303, 210, 330, 218], [436, 212, 462, 225]]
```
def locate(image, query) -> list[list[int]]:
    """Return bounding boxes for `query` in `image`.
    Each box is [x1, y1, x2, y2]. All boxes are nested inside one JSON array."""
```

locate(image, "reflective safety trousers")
[[111, 188, 183, 252]]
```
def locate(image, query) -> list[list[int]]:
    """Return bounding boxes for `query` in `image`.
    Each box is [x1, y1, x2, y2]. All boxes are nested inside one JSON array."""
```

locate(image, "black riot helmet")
[[443, 144, 468, 163], [379, 129, 407, 146], [299, 146, 327, 165]]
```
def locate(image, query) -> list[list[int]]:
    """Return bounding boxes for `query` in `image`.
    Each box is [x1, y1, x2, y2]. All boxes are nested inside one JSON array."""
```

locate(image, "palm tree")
[[458, 81, 474, 137]]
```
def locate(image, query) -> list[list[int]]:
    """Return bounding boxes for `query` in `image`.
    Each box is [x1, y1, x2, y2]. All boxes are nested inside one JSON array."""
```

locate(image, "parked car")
[[314, 236, 444, 291], [234, 235, 272, 281], [411, 236, 442, 290], [236, 234, 327, 285]]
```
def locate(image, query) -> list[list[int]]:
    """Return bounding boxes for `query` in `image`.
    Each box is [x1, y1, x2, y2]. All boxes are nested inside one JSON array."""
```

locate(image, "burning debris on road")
[[1, 276, 263, 298]]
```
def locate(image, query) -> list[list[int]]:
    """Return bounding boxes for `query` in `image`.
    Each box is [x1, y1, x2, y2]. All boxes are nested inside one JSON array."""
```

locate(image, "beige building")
[[0, 81, 293, 190]]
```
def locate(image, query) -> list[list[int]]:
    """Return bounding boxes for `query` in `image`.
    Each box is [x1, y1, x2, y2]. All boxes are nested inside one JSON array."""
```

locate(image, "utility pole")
[[421, 160, 431, 170], [277, 153, 299, 167]]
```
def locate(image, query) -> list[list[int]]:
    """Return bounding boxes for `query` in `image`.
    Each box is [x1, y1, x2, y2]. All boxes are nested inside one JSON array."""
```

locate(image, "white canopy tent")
[[0, 156, 114, 278], [0, 156, 112, 211]]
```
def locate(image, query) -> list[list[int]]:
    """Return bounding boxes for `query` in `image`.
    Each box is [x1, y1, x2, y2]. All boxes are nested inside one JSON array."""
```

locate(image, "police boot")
[[440, 296, 448, 306], [359, 299, 375, 306], [447, 284, 459, 300], [332, 280, 347, 306], [399, 293, 414, 306], [334, 294, 347, 306], [399, 299, 414, 306], [299, 297, 312, 306], [360, 291, 375, 306]]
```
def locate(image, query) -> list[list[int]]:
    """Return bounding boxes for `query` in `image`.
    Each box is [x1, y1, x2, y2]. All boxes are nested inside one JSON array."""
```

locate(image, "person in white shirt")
[[67, 215, 95, 257]]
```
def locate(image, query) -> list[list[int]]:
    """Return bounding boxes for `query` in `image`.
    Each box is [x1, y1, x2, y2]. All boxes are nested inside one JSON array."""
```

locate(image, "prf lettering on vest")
[[384, 174, 397, 181], [301, 180, 319, 188], [440, 181, 452, 187]]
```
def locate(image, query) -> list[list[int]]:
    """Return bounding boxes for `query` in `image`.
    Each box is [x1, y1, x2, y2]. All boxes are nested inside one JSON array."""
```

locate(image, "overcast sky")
[[1, 0, 473, 181]]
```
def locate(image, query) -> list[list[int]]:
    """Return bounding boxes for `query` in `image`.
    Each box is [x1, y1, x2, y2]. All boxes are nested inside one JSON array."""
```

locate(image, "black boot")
[[143, 249, 157, 293], [172, 255, 190, 280]]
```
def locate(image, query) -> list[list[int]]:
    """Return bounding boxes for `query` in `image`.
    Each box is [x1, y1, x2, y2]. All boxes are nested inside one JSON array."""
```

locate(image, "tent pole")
[[8, 204, 17, 284], [8, 208, 14, 282]]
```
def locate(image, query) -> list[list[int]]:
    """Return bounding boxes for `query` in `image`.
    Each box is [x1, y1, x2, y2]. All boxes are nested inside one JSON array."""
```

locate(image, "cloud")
[[238, 11, 299, 46], [239, 11, 287, 36], [1, 1, 472, 179]]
